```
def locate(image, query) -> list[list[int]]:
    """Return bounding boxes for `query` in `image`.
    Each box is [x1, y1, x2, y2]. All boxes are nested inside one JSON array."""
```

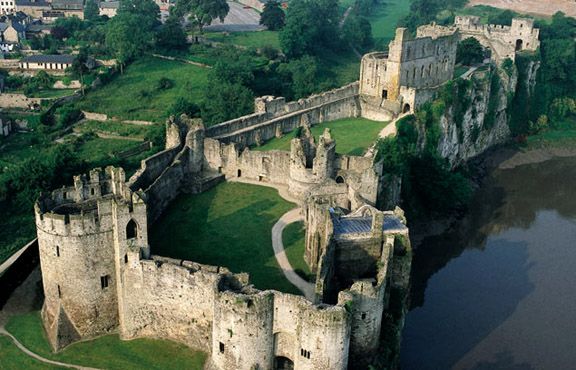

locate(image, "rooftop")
[[332, 213, 407, 235], [20, 54, 75, 64]]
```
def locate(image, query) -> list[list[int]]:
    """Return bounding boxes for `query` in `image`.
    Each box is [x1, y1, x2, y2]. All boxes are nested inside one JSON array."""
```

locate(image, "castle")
[[35, 17, 539, 370]]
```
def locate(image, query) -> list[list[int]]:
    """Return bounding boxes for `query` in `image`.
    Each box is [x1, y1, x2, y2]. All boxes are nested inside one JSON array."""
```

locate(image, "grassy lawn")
[[75, 120, 159, 139], [0, 336, 65, 370], [283, 221, 314, 282], [203, 30, 280, 49], [75, 136, 143, 162], [76, 56, 209, 123], [368, 0, 412, 46], [526, 119, 576, 148], [4, 312, 206, 370], [150, 182, 301, 294], [254, 117, 389, 155]]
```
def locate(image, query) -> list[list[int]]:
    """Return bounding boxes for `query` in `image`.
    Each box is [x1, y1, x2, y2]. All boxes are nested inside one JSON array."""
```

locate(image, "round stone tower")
[[35, 166, 148, 351]]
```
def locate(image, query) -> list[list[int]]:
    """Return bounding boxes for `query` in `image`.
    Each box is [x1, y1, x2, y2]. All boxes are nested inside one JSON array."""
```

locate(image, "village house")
[[19, 54, 74, 71], [98, 0, 118, 17]]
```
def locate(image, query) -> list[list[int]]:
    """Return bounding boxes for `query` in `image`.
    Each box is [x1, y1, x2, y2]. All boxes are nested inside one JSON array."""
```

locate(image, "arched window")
[[336, 176, 345, 184], [126, 219, 138, 239]]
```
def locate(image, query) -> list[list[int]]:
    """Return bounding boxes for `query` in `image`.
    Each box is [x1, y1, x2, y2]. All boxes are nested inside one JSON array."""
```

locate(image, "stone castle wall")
[[205, 83, 361, 147]]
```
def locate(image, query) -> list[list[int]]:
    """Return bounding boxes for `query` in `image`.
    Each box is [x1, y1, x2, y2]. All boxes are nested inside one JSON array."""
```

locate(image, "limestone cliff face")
[[434, 61, 538, 167], [436, 66, 513, 166]]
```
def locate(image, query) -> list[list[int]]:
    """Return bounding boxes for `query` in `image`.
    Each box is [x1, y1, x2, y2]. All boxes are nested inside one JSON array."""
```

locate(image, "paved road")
[[204, 2, 265, 32]]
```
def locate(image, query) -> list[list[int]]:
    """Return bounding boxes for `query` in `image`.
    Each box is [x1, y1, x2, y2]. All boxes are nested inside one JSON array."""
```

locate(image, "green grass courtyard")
[[150, 182, 306, 295], [254, 117, 389, 156], [76, 56, 209, 123], [2, 312, 206, 370]]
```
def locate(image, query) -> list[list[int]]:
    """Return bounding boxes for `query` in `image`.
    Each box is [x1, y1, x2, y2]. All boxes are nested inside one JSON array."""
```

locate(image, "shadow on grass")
[[149, 182, 300, 295]]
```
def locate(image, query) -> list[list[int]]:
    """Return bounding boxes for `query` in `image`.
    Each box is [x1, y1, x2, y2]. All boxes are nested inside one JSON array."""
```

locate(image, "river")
[[401, 156, 576, 370]]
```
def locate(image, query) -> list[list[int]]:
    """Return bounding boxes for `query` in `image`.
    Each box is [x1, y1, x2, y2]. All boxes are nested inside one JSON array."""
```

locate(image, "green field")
[[150, 182, 300, 294], [75, 120, 160, 139], [0, 336, 64, 370], [3, 312, 206, 370], [76, 56, 209, 123], [368, 0, 412, 46], [254, 117, 389, 155], [283, 221, 313, 281], [204, 31, 281, 49]]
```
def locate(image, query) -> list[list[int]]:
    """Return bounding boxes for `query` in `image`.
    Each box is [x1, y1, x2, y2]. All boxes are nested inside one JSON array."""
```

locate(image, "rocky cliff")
[[433, 60, 539, 167]]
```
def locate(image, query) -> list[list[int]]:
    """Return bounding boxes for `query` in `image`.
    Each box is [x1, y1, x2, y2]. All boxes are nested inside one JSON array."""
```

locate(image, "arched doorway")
[[126, 219, 138, 239], [336, 175, 345, 184], [403, 104, 411, 113], [274, 356, 294, 370], [515, 39, 523, 51]]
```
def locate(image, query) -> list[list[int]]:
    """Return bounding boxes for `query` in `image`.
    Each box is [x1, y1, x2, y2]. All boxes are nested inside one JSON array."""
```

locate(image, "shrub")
[[156, 77, 174, 90]]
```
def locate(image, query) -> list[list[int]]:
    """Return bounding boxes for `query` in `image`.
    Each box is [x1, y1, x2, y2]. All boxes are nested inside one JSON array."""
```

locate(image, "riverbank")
[[409, 136, 576, 246]]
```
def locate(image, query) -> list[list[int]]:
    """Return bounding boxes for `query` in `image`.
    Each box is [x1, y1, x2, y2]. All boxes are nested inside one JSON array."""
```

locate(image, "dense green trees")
[[106, 13, 156, 72], [260, 0, 285, 31], [279, 0, 340, 57], [200, 51, 255, 125], [456, 37, 485, 65], [173, 0, 229, 32], [400, 0, 467, 30], [342, 14, 373, 51], [157, 16, 188, 50], [84, 0, 100, 21]]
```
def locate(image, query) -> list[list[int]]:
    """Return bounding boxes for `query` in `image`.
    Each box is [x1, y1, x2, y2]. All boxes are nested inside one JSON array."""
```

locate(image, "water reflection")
[[401, 156, 576, 370]]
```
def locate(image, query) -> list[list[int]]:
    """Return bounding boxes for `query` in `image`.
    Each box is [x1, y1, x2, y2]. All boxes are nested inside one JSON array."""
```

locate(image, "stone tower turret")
[[35, 166, 148, 351]]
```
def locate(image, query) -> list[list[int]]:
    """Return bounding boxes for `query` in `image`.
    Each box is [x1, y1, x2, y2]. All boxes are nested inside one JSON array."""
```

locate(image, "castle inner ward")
[[34, 17, 539, 370]]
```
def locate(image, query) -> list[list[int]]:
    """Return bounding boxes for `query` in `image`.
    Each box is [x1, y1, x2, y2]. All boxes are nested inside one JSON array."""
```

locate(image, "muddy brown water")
[[401, 155, 576, 370]]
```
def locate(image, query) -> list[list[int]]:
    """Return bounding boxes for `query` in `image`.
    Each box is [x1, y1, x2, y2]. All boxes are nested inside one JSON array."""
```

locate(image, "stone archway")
[[515, 39, 523, 51], [274, 356, 294, 370], [403, 103, 411, 113]]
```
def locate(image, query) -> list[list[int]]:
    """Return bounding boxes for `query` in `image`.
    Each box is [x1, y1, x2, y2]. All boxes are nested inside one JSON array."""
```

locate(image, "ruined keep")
[[34, 18, 540, 370]]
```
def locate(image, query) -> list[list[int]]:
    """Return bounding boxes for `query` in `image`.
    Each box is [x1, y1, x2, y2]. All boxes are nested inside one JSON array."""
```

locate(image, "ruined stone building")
[[36, 114, 411, 370], [359, 17, 539, 120], [34, 18, 539, 370]]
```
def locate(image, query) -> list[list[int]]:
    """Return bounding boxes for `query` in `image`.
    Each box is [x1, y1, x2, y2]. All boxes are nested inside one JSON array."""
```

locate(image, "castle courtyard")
[[149, 182, 305, 295], [253, 117, 390, 155]]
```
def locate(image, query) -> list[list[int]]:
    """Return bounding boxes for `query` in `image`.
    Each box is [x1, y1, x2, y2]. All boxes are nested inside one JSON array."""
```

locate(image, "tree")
[[488, 9, 514, 26], [173, 0, 229, 32], [105, 13, 155, 72], [84, 0, 100, 21], [341, 14, 373, 51], [260, 0, 285, 31], [456, 37, 485, 66], [278, 56, 319, 99], [50, 26, 69, 40], [118, 0, 160, 29], [201, 81, 253, 125], [71, 49, 90, 95], [279, 0, 340, 57], [157, 16, 188, 50]]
